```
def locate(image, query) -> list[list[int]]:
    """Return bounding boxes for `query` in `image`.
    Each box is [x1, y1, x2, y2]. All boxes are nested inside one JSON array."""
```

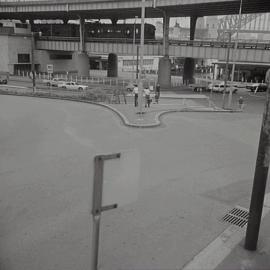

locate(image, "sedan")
[[58, 81, 88, 91], [247, 83, 267, 92], [209, 83, 237, 93]]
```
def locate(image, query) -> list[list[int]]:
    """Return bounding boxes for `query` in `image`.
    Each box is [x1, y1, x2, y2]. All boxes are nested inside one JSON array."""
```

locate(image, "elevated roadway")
[[0, 0, 270, 21], [36, 38, 270, 64]]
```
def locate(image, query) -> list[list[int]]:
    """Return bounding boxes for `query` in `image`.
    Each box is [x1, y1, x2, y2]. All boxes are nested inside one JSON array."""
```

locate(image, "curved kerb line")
[[0, 91, 238, 128]]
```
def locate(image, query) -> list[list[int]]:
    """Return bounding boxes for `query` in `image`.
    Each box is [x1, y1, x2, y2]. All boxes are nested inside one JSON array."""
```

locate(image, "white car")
[[58, 81, 88, 91], [209, 83, 237, 93], [43, 78, 65, 87]]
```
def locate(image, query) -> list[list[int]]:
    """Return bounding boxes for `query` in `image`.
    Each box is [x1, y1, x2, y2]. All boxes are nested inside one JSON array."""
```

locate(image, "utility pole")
[[132, 16, 138, 82], [136, 45, 139, 79], [245, 69, 270, 251], [138, 0, 145, 115], [228, 0, 243, 109], [222, 31, 231, 109], [31, 32, 36, 93]]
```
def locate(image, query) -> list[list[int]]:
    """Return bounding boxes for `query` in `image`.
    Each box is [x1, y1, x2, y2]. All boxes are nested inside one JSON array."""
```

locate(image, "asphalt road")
[[0, 93, 269, 270]]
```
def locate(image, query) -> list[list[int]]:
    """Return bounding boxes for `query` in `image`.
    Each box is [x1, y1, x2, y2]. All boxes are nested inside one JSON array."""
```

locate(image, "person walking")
[[155, 83, 160, 104], [133, 84, 138, 107], [238, 96, 244, 110], [144, 87, 151, 108]]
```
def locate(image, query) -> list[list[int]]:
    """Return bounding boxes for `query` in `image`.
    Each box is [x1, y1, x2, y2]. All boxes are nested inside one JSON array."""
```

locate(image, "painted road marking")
[[182, 193, 270, 270]]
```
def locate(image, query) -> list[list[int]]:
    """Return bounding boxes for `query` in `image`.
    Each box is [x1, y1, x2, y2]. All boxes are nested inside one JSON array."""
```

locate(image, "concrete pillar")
[[183, 16, 198, 85], [158, 56, 171, 88], [158, 12, 171, 88], [79, 16, 85, 52], [111, 18, 118, 26], [28, 19, 34, 30], [77, 52, 89, 77], [99, 60, 103, 70], [77, 17, 89, 76], [190, 16, 198, 41], [214, 64, 219, 80], [107, 53, 118, 77]]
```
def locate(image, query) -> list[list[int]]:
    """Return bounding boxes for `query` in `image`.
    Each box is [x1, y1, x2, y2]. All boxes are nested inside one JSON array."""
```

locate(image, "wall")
[[35, 50, 82, 74], [8, 35, 32, 74], [0, 36, 9, 72]]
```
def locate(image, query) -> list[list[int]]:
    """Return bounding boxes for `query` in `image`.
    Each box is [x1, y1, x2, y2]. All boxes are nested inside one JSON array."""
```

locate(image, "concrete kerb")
[[0, 90, 242, 128]]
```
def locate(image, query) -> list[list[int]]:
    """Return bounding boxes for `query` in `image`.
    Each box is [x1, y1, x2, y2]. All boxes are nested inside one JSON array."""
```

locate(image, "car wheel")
[[78, 87, 83, 91], [62, 86, 66, 89]]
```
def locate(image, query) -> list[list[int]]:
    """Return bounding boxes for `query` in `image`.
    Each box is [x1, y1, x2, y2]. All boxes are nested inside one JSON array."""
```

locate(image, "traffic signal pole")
[[245, 77, 270, 250]]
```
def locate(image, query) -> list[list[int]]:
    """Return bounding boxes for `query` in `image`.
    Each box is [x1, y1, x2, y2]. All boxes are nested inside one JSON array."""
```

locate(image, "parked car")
[[126, 82, 136, 92], [209, 83, 237, 93], [190, 83, 210, 92], [246, 83, 267, 92], [0, 77, 8, 84], [58, 81, 88, 91], [43, 78, 65, 87], [0, 74, 8, 84]]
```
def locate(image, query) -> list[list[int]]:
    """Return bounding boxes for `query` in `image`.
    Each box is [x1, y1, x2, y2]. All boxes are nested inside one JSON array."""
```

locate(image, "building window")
[[50, 54, 72, 60], [18, 54, 30, 63]]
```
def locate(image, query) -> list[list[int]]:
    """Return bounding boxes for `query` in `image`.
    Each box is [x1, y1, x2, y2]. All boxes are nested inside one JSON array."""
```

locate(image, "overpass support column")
[[77, 16, 89, 77], [183, 16, 198, 85], [158, 12, 171, 88], [107, 53, 118, 77]]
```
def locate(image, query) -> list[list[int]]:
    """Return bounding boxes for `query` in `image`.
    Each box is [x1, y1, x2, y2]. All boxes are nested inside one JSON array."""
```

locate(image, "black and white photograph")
[[1, 0, 270, 269]]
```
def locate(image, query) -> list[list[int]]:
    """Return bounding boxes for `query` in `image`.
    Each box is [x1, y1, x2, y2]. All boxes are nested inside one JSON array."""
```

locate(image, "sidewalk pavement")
[[106, 93, 233, 128], [0, 85, 233, 128], [215, 207, 270, 270]]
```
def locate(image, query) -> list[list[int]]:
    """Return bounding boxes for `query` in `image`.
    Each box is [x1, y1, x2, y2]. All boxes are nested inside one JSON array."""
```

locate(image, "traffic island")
[[0, 87, 240, 128]]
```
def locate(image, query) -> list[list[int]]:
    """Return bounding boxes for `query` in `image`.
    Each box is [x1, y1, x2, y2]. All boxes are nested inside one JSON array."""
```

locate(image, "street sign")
[[102, 149, 140, 207], [47, 64, 53, 74]]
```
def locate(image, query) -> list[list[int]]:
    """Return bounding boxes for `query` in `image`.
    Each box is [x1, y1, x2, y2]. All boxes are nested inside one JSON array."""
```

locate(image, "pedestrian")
[[133, 84, 138, 107], [144, 87, 151, 108], [238, 96, 244, 110], [155, 83, 160, 103]]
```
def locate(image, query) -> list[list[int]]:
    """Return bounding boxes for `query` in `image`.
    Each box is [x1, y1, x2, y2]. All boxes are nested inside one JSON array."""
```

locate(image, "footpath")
[[0, 81, 236, 128]]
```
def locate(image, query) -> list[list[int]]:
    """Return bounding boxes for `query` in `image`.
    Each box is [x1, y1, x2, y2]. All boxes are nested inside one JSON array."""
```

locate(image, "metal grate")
[[221, 206, 249, 228]]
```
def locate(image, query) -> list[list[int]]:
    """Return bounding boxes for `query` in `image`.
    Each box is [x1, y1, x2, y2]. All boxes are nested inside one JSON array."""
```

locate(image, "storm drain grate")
[[221, 206, 249, 228]]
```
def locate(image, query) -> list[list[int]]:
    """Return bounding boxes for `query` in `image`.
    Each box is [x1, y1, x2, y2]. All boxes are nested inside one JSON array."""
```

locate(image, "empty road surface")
[[0, 95, 268, 270]]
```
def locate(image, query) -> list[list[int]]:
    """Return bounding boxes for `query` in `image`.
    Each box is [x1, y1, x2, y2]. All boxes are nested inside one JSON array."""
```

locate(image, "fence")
[[16, 69, 184, 88]]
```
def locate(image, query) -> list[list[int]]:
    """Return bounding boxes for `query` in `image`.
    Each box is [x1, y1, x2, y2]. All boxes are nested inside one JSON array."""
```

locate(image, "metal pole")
[[31, 32, 36, 93], [132, 16, 138, 82], [136, 45, 139, 79], [228, 0, 243, 109], [222, 31, 231, 109], [245, 76, 270, 251], [138, 0, 145, 115]]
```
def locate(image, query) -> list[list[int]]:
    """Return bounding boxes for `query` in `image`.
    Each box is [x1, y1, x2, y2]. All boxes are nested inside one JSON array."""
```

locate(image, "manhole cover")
[[221, 206, 249, 227]]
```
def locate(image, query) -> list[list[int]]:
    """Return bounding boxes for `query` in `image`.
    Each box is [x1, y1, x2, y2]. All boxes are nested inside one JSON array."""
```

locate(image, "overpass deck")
[[0, 0, 269, 20], [36, 38, 270, 64]]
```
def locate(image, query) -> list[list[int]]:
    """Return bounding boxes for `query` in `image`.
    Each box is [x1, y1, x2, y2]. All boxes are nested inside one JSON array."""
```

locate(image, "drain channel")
[[221, 206, 249, 228]]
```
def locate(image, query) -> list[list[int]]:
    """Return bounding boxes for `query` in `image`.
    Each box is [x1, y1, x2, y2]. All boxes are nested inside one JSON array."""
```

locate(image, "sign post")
[[91, 153, 120, 270], [90, 150, 140, 269]]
